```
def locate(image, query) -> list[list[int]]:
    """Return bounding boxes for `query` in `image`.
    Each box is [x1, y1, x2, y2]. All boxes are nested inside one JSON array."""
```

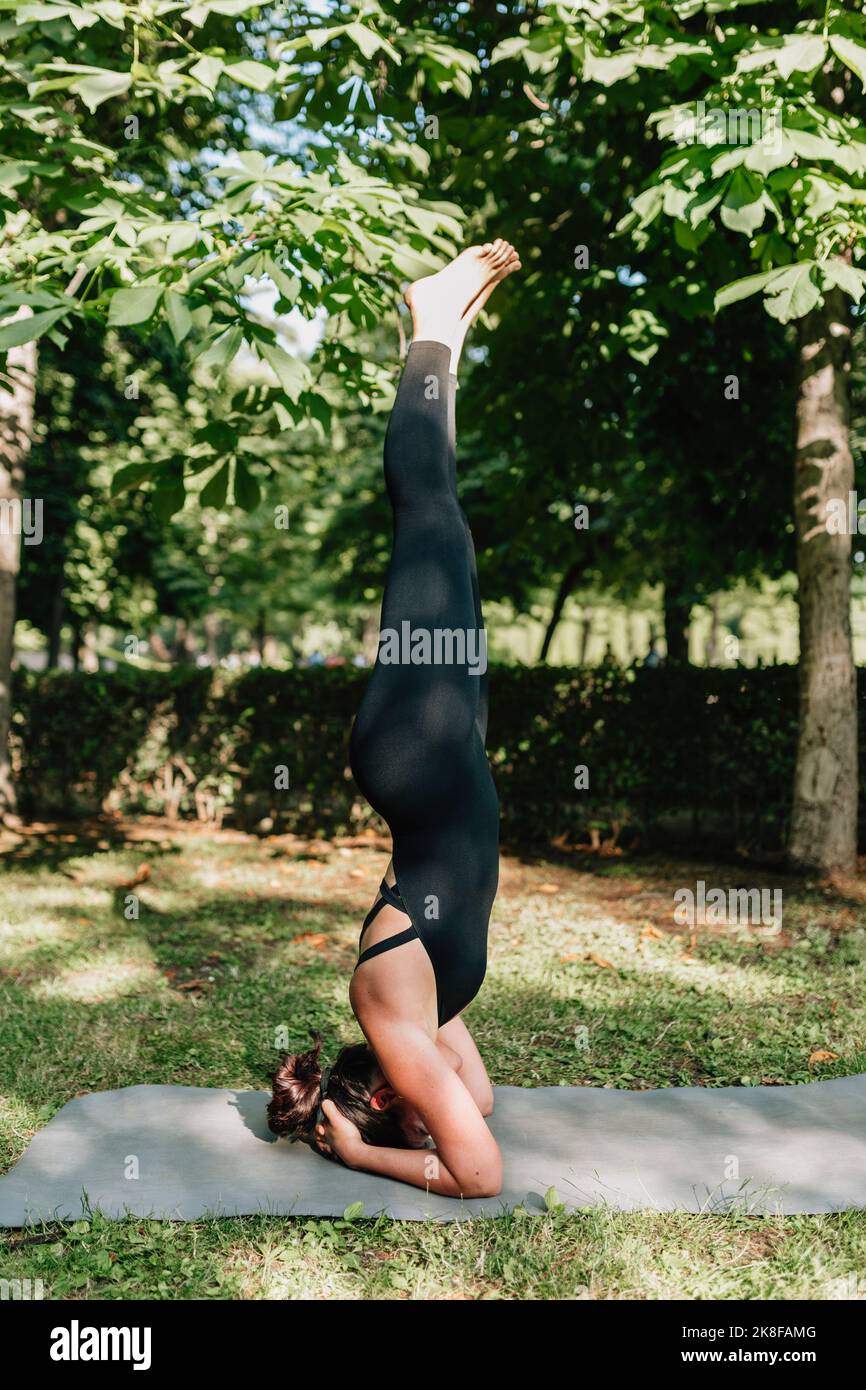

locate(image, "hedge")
[[10, 663, 861, 851]]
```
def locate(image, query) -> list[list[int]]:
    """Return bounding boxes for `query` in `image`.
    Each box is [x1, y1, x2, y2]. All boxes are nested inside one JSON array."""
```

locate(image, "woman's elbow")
[[455, 1161, 502, 1198], [459, 1174, 502, 1198]]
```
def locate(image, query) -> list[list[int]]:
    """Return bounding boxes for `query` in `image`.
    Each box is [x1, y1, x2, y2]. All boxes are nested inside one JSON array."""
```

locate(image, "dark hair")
[[267, 1031, 410, 1154]]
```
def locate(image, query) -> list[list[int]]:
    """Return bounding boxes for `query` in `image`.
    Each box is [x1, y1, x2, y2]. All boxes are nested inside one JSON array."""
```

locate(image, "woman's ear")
[[369, 1085, 399, 1112]]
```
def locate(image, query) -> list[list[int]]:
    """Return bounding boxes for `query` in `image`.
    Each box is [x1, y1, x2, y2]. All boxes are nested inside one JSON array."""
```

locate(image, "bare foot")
[[404, 239, 520, 369], [451, 247, 521, 367]]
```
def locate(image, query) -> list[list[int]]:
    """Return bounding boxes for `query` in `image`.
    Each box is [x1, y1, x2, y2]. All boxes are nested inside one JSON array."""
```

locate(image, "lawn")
[[2, 819, 865, 1300]]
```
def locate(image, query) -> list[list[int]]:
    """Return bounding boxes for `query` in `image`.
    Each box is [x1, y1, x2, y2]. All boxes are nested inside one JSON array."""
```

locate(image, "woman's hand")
[[314, 1098, 364, 1167]]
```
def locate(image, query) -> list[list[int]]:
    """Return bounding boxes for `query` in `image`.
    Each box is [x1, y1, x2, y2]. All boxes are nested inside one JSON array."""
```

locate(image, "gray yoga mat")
[[2, 1078, 866, 1225]]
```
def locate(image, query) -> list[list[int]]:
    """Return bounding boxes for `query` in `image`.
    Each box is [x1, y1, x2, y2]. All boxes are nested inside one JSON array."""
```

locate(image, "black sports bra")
[[354, 878, 420, 970]]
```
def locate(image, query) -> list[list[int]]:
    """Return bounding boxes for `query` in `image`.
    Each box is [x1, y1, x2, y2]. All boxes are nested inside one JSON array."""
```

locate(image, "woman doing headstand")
[[268, 240, 520, 1196]]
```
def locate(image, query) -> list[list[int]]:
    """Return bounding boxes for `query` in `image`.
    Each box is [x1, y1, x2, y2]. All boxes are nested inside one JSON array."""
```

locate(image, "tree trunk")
[[538, 561, 580, 663], [788, 284, 857, 874], [149, 629, 173, 664], [173, 618, 194, 664], [705, 593, 720, 667], [0, 310, 37, 817], [255, 607, 266, 662], [576, 605, 593, 665], [663, 580, 691, 664], [70, 617, 83, 671], [79, 621, 99, 672], [47, 576, 65, 669], [204, 611, 220, 666]]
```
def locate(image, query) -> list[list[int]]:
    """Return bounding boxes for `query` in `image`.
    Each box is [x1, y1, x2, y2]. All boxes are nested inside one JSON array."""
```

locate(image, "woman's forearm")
[[347, 1143, 494, 1198]]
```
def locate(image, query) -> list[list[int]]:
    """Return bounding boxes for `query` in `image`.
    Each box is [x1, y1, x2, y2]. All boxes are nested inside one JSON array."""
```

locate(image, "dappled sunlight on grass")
[[2, 821, 865, 1297], [31, 950, 160, 1004]]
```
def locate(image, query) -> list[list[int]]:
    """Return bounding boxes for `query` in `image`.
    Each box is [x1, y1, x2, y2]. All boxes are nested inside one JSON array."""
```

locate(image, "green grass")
[[2, 820, 865, 1300]]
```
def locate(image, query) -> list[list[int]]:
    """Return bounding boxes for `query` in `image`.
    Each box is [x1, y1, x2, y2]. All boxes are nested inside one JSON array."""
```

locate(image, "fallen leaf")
[[640, 925, 664, 941], [559, 952, 579, 962], [538, 883, 560, 895], [808, 1049, 839, 1068], [292, 933, 328, 948], [588, 953, 614, 969], [119, 863, 150, 889]]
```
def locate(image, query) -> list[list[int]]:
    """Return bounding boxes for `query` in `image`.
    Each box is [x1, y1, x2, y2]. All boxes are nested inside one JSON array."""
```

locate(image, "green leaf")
[[306, 393, 332, 436], [197, 420, 236, 452], [719, 168, 767, 235], [584, 48, 640, 86], [714, 266, 797, 311], [345, 22, 399, 63], [774, 34, 826, 80], [0, 305, 67, 349], [164, 290, 193, 345], [829, 35, 866, 90], [764, 264, 822, 322], [72, 68, 133, 112], [744, 129, 795, 177], [165, 223, 201, 257], [182, 0, 253, 24], [108, 285, 163, 327], [233, 457, 261, 511], [342, 1201, 365, 1220], [147, 457, 185, 520], [200, 461, 230, 509], [685, 182, 724, 229], [490, 36, 529, 65], [151, 480, 186, 521], [225, 60, 277, 93], [258, 340, 308, 402], [111, 460, 164, 497], [196, 325, 243, 373], [188, 55, 224, 91], [819, 259, 866, 301]]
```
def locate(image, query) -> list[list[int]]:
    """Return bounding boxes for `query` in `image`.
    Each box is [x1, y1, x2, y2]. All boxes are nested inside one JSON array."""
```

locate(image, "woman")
[[268, 240, 521, 1197]]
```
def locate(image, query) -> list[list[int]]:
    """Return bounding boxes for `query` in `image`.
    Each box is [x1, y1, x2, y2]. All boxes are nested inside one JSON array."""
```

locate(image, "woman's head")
[[267, 1032, 429, 1155]]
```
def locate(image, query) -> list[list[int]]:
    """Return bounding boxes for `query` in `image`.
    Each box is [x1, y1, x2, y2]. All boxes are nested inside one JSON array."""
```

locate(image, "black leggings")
[[348, 341, 500, 1026]]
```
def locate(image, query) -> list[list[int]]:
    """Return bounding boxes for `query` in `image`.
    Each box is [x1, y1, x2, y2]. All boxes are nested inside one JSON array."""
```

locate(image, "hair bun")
[[267, 1031, 323, 1137]]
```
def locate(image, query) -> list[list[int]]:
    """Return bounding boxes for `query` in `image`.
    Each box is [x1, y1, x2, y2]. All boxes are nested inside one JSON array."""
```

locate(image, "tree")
[[485, 1, 866, 868], [0, 0, 471, 812]]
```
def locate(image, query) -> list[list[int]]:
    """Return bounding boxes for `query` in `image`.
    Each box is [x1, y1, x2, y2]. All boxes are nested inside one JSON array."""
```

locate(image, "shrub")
[[10, 662, 850, 852]]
